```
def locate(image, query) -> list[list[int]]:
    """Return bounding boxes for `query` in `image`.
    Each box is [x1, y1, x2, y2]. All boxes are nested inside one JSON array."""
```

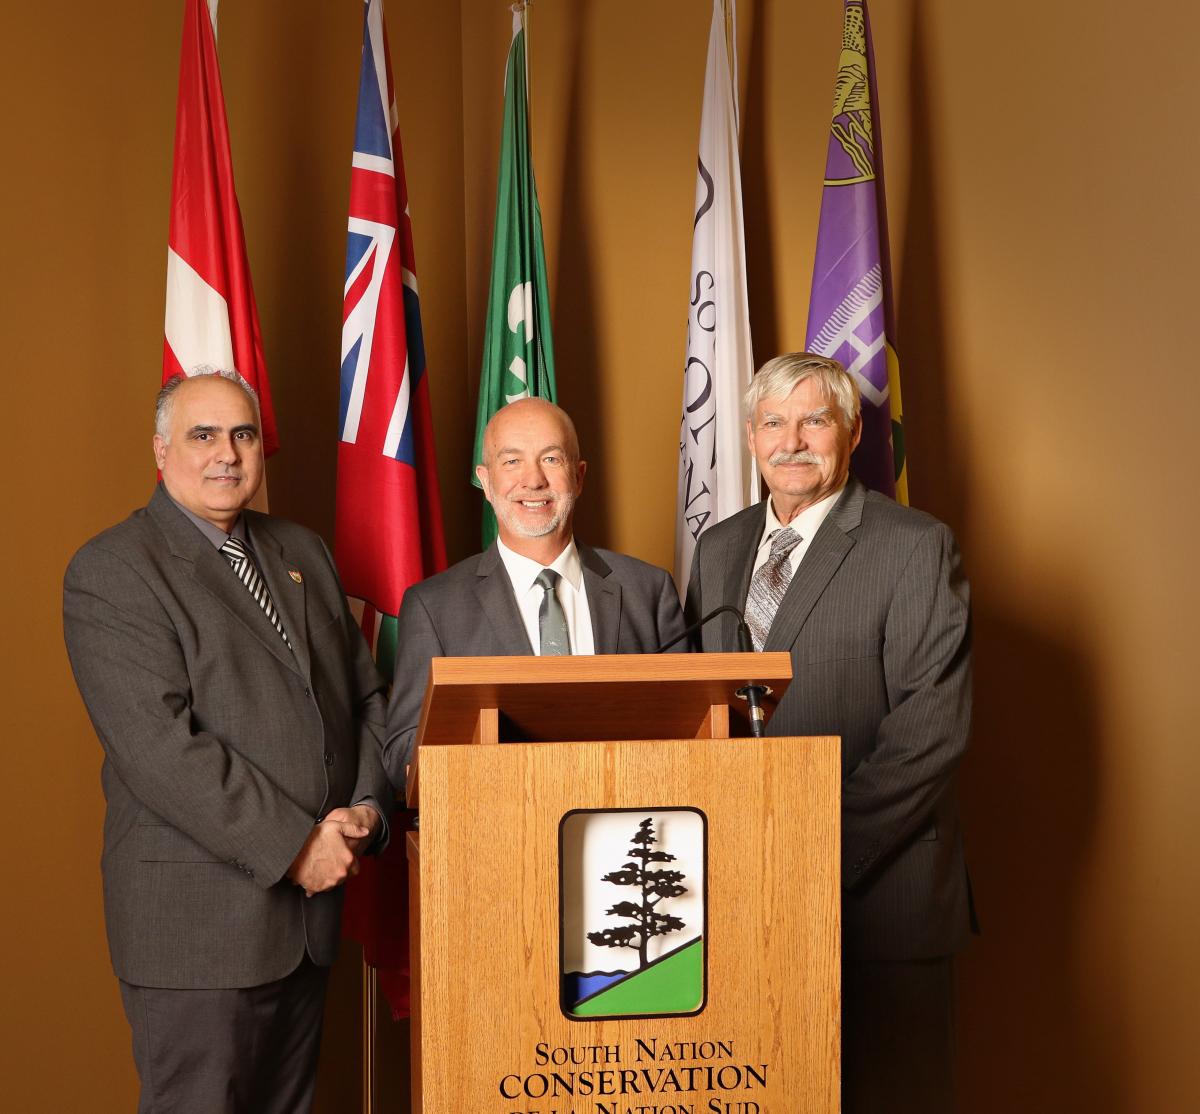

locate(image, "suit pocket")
[[802, 636, 882, 665], [135, 823, 222, 863]]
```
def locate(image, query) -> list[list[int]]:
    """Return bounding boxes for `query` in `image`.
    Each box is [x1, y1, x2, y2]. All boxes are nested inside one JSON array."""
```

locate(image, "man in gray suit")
[[383, 397, 686, 790], [64, 368, 390, 1113], [686, 353, 972, 1114]]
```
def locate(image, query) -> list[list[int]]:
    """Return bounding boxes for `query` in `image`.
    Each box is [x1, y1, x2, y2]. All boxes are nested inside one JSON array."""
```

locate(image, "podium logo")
[[559, 807, 707, 1020]]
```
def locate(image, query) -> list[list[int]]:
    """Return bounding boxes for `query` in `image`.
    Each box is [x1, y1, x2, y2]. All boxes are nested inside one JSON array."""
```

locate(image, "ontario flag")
[[337, 0, 446, 1019], [163, 0, 278, 457]]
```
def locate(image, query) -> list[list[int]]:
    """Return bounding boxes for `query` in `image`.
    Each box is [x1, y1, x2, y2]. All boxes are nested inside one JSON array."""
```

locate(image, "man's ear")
[[850, 415, 863, 452], [153, 434, 167, 470], [575, 459, 587, 494], [475, 463, 492, 500]]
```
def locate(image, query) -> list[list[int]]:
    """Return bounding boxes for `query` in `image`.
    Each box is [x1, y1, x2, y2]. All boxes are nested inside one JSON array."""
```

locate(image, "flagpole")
[[513, 1, 531, 114], [725, 0, 740, 133], [362, 958, 376, 1114]]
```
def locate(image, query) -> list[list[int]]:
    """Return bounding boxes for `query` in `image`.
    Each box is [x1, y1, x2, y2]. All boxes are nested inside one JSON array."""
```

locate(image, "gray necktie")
[[744, 526, 802, 651], [535, 569, 570, 656], [219, 536, 292, 649]]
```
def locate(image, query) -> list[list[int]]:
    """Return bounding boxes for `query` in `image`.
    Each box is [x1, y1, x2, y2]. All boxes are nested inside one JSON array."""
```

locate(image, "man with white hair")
[[64, 367, 390, 1113], [686, 352, 974, 1114], [383, 397, 686, 790]]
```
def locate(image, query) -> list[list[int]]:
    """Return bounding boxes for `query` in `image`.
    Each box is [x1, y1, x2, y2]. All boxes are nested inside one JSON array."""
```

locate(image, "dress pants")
[[119, 955, 330, 1114], [842, 956, 957, 1114]]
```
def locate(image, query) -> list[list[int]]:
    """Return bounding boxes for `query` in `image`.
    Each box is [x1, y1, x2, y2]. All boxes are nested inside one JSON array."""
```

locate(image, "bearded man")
[[382, 398, 686, 791]]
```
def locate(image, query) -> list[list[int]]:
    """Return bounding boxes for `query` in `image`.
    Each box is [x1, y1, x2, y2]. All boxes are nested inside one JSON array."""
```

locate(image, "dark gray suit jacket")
[[687, 477, 973, 961], [382, 541, 687, 790], [63, 486, 390, 989]]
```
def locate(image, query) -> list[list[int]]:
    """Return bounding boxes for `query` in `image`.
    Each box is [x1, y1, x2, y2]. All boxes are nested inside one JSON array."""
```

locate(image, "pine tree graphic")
[[587, 817, 688, 970]]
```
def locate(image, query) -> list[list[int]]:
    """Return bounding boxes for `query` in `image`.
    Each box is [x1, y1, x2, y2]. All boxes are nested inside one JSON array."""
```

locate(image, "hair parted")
[[155, 365, 261, 441], [743, 352, 861, 429]]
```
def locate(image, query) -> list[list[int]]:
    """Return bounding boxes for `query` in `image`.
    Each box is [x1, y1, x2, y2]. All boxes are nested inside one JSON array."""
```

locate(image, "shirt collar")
[[757, 483, 846, 553], [165, 488, 247, 549], [496, 536, 584, 593]]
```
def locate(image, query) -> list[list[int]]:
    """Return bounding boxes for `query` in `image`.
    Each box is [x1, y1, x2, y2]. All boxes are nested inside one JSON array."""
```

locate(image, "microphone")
[[655, 605, 771, 739]]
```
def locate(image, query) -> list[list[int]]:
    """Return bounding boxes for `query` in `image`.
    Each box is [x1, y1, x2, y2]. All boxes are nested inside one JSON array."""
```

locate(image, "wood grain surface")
[[414, 653, 793, 747], [413, 735, 840, 1113]]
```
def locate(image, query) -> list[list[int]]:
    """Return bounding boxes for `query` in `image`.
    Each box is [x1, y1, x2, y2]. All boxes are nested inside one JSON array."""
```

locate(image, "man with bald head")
[[64, 367, 390, 1113], [382, 397, 686, 790]]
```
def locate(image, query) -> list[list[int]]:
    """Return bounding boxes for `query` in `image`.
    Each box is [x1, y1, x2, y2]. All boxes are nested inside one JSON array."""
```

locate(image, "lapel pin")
[[288, 569, 303, 584]]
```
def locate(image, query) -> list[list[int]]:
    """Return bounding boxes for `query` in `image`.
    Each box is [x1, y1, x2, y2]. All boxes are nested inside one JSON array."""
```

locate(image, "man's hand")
[[322, 803, 383, 856], [286, 818, 369, 897]]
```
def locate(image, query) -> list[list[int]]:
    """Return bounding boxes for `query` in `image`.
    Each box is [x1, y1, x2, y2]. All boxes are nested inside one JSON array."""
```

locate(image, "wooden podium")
[[406, 653, 840, 1114]]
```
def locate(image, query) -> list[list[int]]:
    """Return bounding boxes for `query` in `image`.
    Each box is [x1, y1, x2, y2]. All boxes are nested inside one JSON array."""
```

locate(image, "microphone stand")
[[655, 605, 771, 739]]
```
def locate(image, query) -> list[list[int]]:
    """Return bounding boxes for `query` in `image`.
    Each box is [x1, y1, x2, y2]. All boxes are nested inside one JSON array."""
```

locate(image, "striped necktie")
[[219, 536, 292, 650], [744, 527, 802, 651]]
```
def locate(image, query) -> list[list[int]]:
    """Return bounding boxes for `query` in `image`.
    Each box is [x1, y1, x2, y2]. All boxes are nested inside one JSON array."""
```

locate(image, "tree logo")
[[559, 808, 706, 1020]]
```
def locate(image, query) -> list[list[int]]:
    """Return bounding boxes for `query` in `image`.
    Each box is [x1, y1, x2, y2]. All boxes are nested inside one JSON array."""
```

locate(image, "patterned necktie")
[[744, 527, 802, 651], [219, 536, 292, 650], [535, 569, 571, 656]]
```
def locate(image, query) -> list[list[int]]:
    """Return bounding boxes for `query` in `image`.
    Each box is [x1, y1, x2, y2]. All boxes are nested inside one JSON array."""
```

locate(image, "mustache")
[[506, 490, 558, 503], [768, 451, 823, 466]]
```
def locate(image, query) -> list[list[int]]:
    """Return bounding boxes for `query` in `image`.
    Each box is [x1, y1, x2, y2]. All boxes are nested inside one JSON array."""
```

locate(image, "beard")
[[491, 489, 577, 539]]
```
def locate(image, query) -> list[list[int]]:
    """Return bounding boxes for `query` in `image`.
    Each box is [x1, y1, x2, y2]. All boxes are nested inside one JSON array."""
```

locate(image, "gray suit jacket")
[[63, 486, 389, 989], [382, 541, 687, 790], [687, 477, 973, 960]]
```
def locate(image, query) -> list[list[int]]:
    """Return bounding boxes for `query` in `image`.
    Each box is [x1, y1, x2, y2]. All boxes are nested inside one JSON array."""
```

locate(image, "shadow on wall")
[[237, 7, 354, 543], [742, 0, 781, 368], [551, 0, 612, 548], [896, 4, 1125, 1110], [957, 606, 1120, 1112]]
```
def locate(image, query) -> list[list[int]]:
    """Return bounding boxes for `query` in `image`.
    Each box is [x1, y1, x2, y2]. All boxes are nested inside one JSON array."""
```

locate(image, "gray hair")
[[155, 365, 261, 441], [743, 352, 861, 429]]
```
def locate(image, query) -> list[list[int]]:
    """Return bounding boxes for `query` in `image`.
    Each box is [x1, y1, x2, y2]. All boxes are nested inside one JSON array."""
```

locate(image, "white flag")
[[675, 0, 758, 593]]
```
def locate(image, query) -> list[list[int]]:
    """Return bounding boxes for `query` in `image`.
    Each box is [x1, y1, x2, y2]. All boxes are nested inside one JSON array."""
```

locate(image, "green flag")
[[473, 8, 557, 547]]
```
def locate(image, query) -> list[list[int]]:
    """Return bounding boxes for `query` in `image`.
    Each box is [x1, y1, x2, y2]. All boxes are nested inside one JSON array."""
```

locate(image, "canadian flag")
[[163, 0, 278, 457]]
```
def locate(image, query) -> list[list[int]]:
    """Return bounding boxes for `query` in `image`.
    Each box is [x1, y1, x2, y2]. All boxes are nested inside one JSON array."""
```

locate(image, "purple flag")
[[805, 0, 907, 504]]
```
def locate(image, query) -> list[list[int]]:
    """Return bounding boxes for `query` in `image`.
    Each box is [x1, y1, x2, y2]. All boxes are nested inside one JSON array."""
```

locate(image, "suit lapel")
[[579, 543, 620, 653], [763, 478, 865, 652], [148, 488, 303, 677], [247, 516, 312, 680], [474, 544, 534, 654]]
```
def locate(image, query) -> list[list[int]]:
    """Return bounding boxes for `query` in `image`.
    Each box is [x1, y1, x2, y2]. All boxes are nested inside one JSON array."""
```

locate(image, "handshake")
[[286, 803, 381, 897]]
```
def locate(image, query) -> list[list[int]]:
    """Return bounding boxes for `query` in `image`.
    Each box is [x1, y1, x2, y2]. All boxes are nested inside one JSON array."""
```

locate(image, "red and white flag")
[[163, 0, 278, 457]]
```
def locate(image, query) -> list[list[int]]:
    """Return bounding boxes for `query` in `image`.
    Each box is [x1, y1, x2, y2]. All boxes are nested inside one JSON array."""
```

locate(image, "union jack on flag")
[[336, 0, 446, 654], [336, 0, 446, 1024]]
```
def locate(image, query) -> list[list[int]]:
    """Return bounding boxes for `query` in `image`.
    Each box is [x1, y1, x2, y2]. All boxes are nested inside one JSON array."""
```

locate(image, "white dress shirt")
[[750, 485, 845, 581], [496, 537, 595, 655]]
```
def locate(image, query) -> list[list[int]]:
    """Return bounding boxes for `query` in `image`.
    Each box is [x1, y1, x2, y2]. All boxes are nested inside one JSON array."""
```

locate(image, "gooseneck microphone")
[[655, 605, 771, 739]]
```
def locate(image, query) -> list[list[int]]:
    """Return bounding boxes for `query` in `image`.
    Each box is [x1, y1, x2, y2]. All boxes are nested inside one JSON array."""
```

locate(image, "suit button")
[[304, 686, 312, 697], [324, 751, 335, 766]]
